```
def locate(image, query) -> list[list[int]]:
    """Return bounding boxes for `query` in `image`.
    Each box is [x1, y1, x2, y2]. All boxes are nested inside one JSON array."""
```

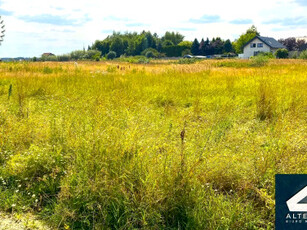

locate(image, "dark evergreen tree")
[[191, 38, 200, 55], [203, 38, 210, 55], [157, 41, 162, 52], [199, 38, 206, 55], [223, 39, 233, 53], [211, 37, 224, 54]]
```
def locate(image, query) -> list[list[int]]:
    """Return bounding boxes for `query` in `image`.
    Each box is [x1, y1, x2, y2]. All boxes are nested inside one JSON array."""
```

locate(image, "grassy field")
[[0, 59, 306, 229]]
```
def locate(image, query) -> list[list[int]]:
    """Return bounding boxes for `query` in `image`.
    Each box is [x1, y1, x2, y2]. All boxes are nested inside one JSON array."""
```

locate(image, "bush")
[[289, 51, 299, 59], [275, 48, 288, 59], [57, 55, 70, 62], [70, 50, 86, 60], [145, 51, 154, 58], [178, 58, 197, 64], [106, 51, 116, 60], [83, 50, 102, 60], [250, 55, 269, 67], [299, 50, 307, 59], [141, 48, 160, 58], [182, 49, 192, 56], [257, 52, 275, 59], [41, 55, 58, 62], [137, 57, 150, 64], [161, 45, 189, 57]]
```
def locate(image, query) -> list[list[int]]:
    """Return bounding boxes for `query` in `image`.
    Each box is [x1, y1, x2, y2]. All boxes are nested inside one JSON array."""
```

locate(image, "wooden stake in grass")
[[180, 122, 187, 172], [8, 84, 12, 100]]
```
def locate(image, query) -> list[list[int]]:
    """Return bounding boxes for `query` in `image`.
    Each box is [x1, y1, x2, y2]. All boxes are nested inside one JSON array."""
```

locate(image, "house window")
[[257, 43, 263, 48], [250, 43, 256, 48]]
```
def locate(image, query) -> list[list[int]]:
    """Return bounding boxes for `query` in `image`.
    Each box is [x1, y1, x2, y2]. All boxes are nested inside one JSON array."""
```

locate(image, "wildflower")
[[32, 194, 36, 198], [12, 204, 16, 207]]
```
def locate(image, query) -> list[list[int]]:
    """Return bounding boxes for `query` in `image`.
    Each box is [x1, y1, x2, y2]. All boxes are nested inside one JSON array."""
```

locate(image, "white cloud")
[[0, 0, 306, 57]]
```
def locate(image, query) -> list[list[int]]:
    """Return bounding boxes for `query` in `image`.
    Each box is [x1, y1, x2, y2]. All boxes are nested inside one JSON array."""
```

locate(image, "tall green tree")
[[191, 38, 200, 55], [110, 37, 124, 57], [223, 39, 233, 53], [199, 38, 206, 55], [162, 31, 184, 45], [211, 37, 224, 54], [92, 40, 111, 56]]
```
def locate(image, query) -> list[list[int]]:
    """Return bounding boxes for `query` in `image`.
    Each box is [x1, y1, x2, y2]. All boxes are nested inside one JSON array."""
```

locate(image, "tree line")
[[89, 30, 238, 58], [37, 25, 306, 61], [278, 37, 307, 51]]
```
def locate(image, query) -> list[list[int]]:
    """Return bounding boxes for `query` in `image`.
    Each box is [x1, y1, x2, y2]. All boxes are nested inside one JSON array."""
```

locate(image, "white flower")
[[12, 204, 16, 207], [32, 194, 36, 198]]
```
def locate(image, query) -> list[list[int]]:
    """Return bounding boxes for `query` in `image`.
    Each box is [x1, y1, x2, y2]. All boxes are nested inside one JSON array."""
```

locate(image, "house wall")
[[243, 38, 271, 59]]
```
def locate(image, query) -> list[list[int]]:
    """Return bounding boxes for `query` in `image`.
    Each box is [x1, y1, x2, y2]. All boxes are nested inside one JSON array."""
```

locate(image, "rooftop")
[[244, 36, 286, 49]]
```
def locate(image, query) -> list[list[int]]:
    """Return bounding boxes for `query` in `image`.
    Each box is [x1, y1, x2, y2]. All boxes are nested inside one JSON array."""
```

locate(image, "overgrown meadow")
[[0, 59, 306, 229]]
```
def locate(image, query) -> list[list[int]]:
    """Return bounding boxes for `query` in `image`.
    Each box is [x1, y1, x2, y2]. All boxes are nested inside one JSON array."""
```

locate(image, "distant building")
[[42, 53, 55, 57], [242, 36, 286, 59]]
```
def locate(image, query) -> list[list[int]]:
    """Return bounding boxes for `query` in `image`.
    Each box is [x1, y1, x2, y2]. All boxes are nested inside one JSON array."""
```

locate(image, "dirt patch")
[[0, 212, 52, 230]]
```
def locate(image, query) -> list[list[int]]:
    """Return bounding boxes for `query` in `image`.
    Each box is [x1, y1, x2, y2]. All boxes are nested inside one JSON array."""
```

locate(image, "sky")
[[0, 0, 306, 57]]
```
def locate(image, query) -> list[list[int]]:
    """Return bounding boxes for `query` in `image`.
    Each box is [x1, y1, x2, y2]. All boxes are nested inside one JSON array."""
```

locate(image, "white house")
[[242, 36, 286, 59]]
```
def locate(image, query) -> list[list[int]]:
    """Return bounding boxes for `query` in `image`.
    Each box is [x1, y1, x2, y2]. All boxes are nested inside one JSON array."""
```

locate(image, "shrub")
[[106, 51, 116, 60], [162, 45, 191, 57], [250, 55, 269, 67], [182, 49, 192, 56], [275, 48, 288, 59], [289, 51, 299, 59], [137, 57, 150, 64], [257, 52, 275, 59], [178, 58, 197, 64], [70, 50, 86, 60], [141, 48, 159, 57], [145, 51, 154, 58], [57, 55, 70, 62], [83, 50, 102, 60], [41, 55, 58, 62], [299, 50, 307, 59]]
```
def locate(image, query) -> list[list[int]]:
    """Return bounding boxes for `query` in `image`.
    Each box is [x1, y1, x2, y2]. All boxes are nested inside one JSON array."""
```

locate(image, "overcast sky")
[[0, 0, 306, 57]]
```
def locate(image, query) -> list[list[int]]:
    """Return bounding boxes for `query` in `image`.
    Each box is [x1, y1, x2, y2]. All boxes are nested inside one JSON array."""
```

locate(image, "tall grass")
[[0, 60, 306, 229]]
